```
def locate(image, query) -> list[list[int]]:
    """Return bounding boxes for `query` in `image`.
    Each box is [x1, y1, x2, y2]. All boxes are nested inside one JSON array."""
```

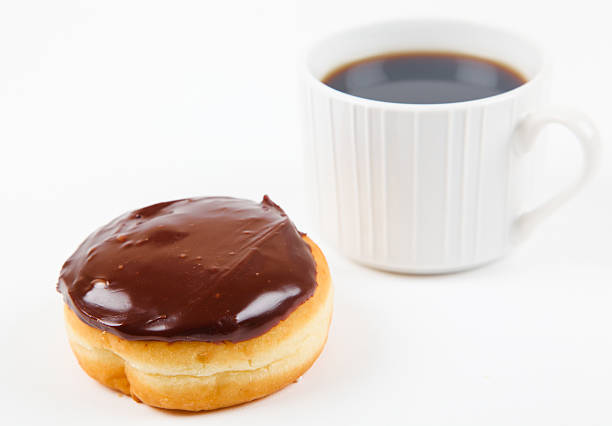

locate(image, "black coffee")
[[322, 52, 526, 104]]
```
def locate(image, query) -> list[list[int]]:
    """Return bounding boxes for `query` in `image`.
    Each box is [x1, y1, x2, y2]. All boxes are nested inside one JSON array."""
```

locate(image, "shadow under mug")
[[300, 20, 601, 274]]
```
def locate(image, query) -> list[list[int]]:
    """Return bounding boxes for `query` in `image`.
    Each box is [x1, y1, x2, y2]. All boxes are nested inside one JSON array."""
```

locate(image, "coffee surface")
[[57, 196, 317, 343], [322, 52, 526, 104]]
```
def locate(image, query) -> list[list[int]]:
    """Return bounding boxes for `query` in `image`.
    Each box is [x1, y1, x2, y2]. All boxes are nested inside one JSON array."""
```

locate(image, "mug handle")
[[512, 106, 602, 243]]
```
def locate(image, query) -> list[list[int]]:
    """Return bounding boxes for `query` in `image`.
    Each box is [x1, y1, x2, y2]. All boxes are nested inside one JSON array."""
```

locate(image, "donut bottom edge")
[[67, 324, 330, 411]]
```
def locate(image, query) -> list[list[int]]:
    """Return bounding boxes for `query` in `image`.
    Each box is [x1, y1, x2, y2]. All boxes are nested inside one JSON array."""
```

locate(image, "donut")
[[57, 196, 332, 411]]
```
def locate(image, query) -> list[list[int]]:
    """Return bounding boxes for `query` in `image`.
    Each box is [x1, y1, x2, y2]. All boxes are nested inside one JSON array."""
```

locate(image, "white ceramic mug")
[[300, 20, 601, 274]]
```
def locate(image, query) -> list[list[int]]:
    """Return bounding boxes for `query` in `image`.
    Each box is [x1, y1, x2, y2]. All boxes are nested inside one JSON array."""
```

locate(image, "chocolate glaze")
[[57, 196, 317, 343]]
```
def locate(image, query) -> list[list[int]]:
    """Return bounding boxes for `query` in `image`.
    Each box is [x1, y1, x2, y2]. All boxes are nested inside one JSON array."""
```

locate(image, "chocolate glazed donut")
[[58, 196, 333, 411]]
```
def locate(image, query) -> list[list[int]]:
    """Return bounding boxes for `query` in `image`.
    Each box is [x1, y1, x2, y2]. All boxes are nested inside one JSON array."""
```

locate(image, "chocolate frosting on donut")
[[57, 196, 317, 343]]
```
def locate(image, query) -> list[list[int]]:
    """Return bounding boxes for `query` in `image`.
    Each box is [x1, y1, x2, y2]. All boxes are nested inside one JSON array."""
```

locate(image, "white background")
[[1, 0, 611, 425]]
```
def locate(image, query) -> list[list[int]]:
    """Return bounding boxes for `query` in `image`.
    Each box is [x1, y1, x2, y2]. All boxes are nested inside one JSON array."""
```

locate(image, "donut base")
[[63, 236, 332, 411], [68, 330, 328, 411]]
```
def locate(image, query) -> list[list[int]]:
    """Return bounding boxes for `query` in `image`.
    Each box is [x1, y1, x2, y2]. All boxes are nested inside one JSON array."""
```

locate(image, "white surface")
[[0, 1, 610, 425]]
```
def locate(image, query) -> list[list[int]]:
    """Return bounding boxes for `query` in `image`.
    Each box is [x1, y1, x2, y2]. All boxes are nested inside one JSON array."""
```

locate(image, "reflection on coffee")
[[322, 52, 527, 104]]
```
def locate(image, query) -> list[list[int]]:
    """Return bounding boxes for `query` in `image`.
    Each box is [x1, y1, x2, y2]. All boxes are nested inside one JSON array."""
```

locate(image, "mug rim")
[[300, 19, 550, 111]]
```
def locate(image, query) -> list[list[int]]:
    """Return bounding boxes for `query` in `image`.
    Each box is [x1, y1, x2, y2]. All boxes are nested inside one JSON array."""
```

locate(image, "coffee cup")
[[300, 20, 601, 274]]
